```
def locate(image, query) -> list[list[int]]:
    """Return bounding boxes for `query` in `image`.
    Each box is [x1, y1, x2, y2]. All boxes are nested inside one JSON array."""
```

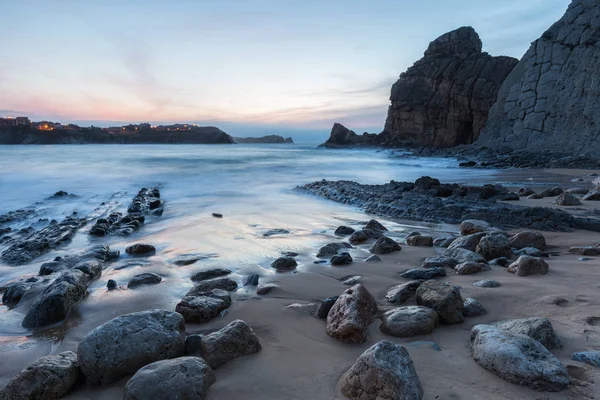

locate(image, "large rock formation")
[[478, 0, 600, 156], [320, 27, 517, 148], [384, 27, 518, 147]]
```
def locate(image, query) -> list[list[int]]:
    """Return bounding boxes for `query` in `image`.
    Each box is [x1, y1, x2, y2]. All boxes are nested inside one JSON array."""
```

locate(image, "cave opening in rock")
[[455, 120, 474, 145]]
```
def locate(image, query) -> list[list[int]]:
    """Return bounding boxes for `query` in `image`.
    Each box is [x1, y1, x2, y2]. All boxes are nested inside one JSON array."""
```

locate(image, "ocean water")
[[0, 143, 552, 387]]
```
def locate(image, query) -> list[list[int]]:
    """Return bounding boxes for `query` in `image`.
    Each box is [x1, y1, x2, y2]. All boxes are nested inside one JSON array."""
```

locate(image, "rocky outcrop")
[[478, 0, 600, 157], [234, 135, 294, 144], [383, 27, 518, 147]]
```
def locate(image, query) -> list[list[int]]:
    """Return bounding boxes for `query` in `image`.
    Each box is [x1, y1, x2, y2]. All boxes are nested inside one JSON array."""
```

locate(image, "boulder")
[[416, 280, 464, 324], [507, 256, 549, 276], [433, 236, 455, 247], [565, 187, 589, 195], [187, 277, 238, 294], [198, 320, 261, 369], [380, 306, 439, 337], [460, 219, 490, 236], [540, 187, 564, 198], [125, 243, 156, 255], [369, 236, 401, 255], [470, 325, 569, 391], [127, 273, 162, 288], [444, 247, 486, 263], [454, 262, 490, 275], [463, 298, 487, 317], [473, 280, 501, 288], [22, 269, 90, 329], [340, 341, 423, 400], [348, 230, 369, 244], [335, 226, 355, 235], [583, 187, 600, 201], [400, 267, 446, 280], [263, 228, 290, 237], [271, 257, 297, 272], [243, 274, 259, 286], [326, 284, 378, 344], [107, 279, 117, 290], [448, 232, 486, 252], [572, 351, 600, 368], [518, 188, 535, 197], [385, 280, 424, 304], [491, 317, 561, 350], [175, 289, 231, 323], [554, 192, 582, 206], [0, 351, 81, 400], [331, 252, 353, 266], [77, 309, 185, 385], [123, 357, 215, 400], [2, 282, 33, 309], [363, 219, 387, 232], [422, 255, 458, 269], [476, 233, 512, 260], [317, 296, 339, 319], [190, 268, 231, 282], [406, 235, 433, 247]]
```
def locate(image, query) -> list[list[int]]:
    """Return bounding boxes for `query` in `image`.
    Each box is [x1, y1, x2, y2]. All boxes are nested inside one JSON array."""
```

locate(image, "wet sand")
[[2, 167, 600, 399]]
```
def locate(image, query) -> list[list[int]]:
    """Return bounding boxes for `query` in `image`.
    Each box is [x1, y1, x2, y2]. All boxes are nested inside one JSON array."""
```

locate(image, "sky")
[[0, 0, 571, 141]]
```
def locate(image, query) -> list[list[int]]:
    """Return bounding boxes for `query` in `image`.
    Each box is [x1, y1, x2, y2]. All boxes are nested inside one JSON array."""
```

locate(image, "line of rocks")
[[297, 176, 600, 232]]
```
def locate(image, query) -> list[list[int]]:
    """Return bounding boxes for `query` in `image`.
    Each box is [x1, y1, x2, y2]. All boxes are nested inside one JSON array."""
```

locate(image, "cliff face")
[[0, 126, 235, 144], [383, 27, 518, 147], [477, 0, 600, 156]]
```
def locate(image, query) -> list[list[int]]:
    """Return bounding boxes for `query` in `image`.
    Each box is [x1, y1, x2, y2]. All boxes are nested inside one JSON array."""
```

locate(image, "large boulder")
[[509, 231, 546, 250], [199, 320, 261, 369], [385, 280, 424, 304], [127, 272, 162, 288], [369, 236, 402, 255], [476, 232, 512, 260], [507, 256, 549, 276], [326, 284, 378, 344], [22, 269, 91, 329], [175, 289, 231, 323], [416, 280, 464, 324], [0, 351, 81, 400], [123, 357, 215, 400], [460, 219, 491, 236], [340, 340, 423, 400], [77, 309, 185, 385], [380, 306, 439, 337], [491, 317, 561, 350], [383, 27, 517, 148], [448, 232, 486, 252], [477, 0, 600, 159], [470, 325, 570, 391]]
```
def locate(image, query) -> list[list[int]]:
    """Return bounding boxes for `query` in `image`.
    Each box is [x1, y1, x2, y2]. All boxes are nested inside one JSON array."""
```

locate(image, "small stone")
[[406, 235, 434, 247], [331, 252, 353, 266], [127, 273, 162, 289], [335, 226, 355, 235], [107, 279, 117, 290], [433, 236, 455, 247], [476, 233, 512, 260], [473, 280, 501, 288], [243, 274, 259, 286], [187, 277, 238, 294], [263, 228, 290, 237], [448, 232, 486, 252], [369, 236, 402, 255], [175, 289, 231, 323], [513, 247, 545, 257], [212, 213, 223, 218], [463, 297, 487, 317], [444, 247, 486, 263], [271, 257, 297, 272], [125, 243, 156, 255]]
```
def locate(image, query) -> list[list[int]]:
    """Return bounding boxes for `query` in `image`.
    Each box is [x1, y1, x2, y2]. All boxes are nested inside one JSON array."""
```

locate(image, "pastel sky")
[[0, 0, 570, 138]]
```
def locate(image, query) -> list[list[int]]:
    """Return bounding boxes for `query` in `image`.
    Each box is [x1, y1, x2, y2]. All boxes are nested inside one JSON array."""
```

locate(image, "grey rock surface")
[[199, 319, 261, 369], [380, 306, 439, 337], [416, 280, 464, 324], [326, 284, 378, 344]]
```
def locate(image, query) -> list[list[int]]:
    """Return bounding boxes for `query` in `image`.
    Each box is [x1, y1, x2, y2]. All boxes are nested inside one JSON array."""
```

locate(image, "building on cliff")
[[477, 0, 600, 157]]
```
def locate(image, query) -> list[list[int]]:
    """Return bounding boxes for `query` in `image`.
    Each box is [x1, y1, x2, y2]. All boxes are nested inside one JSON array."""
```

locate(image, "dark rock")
[[448, 232, 486, 252], [540, 187, 564, 198], [326, 284, 378, 344], [243, 274, 259, 286], [256, 283, 278, 295], [489, 257, 509, 267], [199, 319, 261, 369], [125, 243, 156, 255], [187, 278, 238, 294], [513, 247, 545, 257], [380, 306, 439, 337], [569, 246, 600, 256], [348, 230, 369, 244], [270, 257, 297, 272], [422, 256, 457, 269], [212, 213, 223, 218], [554, 192, 582, 206], [184, 334, 203, 356], [363, 219, 387, 232], [406, 235, 433, 247], [175, 289, 231, 323], [463, 297, 487, 317], [454, 262, 490, 275], [127, 273, 162, 289], [400, 267, 446, 280], [369, 236, 401, 255], [518, 188, 535, 197], [106, 279, 117, 290], [77, 309, 185, 385], [171, 253, 217, 266], [583, 187, 600, 201], [572, 351, 600, 368], [509, 231, 546, 250], [444, 247, 486, 263], [331, 252, 353, 266], [123, 357, 215, 400], [470, 325, 569, 391], [565, 187, 589, 195], [317, 296, 339, 319], [335, 226, 355, 235], [341, 275, 361, 285], [0, 351, 81, 400], [263, 228, 290, 237], [191, 268, 232, 282], [340, 341, 423, 400], [2, 282, 33, 309], [507, 256, 549, 276], [460, 219, 490, 236], [459, 161, 477, 167], [476, 232, 512, 260], [416, 280, 464, 324], [433, 236, 455, 247], [473, 280, 501, 288], [364, 254, 381, 263], [385, 280, 424, 304]]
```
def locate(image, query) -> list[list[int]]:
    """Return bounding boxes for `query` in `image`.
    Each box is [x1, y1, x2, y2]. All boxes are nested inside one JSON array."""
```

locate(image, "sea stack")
[[477, 0, 600, 157], [383, 26, 518, 147]]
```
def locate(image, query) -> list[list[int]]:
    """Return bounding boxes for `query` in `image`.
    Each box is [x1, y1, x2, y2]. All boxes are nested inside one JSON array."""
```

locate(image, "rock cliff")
[[477, 0, 600, 156]]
